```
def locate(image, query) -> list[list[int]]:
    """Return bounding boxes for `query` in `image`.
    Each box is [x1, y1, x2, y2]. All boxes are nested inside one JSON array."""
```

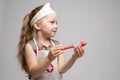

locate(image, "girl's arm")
[[25, 43, 52, 78], [25, 43, 63, 79], [58, 45, 84, 74]]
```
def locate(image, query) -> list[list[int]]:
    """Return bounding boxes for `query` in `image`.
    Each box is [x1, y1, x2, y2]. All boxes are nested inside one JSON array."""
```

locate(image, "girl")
[[17, 2, 84, 80]]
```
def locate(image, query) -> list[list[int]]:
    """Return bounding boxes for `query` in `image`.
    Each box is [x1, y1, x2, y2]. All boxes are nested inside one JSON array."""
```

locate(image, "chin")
[[51, 36, 55, 38], [50, 35, 55, 38]]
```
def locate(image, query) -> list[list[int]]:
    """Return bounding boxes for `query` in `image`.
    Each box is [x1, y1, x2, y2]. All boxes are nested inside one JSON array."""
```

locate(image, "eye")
[[50, 21, 54, 24], [50, 20, 58, 25]]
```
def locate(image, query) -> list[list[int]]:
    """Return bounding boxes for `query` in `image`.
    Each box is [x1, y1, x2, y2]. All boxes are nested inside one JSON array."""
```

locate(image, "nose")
[[54, 23, 58, 29]]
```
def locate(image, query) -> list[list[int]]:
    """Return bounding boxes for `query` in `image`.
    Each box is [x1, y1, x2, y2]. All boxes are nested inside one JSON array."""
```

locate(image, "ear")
[[33, 22, 41, 30]]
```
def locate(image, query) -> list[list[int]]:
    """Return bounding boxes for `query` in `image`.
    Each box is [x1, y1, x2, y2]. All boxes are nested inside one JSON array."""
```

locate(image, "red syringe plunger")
[[62, 42, 87, 50]]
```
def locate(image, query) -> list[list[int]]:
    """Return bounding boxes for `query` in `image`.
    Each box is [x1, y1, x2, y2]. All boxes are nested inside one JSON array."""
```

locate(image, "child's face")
[[37, 13, 58, 38]]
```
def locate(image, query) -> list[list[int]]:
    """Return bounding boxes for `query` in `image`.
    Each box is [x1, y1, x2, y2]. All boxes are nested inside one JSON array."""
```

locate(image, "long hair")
[[17, 5, 43, 74]]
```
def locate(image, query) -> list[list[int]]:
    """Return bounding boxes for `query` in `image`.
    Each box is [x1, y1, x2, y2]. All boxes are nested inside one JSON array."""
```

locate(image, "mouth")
[[52, 30, 57, 33], [53, 30, 57, 32]]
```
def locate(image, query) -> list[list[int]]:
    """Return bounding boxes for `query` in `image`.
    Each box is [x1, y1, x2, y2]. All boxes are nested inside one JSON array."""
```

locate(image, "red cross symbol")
[[46, 64, 54, 73]]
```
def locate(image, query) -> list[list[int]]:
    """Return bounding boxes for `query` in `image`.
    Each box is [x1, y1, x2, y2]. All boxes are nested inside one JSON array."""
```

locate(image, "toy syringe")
[[37, 42, 87, 52], [62, 42, 87, 50]]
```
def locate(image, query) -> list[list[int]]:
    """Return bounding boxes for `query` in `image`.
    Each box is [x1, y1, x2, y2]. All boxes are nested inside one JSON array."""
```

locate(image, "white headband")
[[30, 2, 56, 26]]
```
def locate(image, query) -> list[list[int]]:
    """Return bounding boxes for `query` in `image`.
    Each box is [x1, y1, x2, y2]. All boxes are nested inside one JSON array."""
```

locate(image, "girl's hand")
[[47, 45, 64, 61], [72, 45, 85, 60]]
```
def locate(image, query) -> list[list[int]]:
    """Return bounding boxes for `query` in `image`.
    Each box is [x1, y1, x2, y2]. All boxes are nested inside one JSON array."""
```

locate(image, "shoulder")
[[25, 39, 36, 55], [27, 39, 36, 50], [51, 39, 61, 45]]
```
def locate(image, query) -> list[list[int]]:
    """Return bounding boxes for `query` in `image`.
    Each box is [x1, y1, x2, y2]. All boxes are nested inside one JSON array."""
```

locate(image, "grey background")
[[0, 0, 120, 80]]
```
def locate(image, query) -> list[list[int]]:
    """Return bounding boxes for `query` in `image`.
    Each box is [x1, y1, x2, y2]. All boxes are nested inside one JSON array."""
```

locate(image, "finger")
[[74, 46, 80, 57], [53, 50, 63, 57], [80, 46, 84, 55], [76, 46, 83, 57], [54, 49, 64, 54], [78, 46, 84, 56]]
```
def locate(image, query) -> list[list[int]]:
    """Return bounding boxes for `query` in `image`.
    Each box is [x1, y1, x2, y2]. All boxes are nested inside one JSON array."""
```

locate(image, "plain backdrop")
[[0, 0, 120, 80]]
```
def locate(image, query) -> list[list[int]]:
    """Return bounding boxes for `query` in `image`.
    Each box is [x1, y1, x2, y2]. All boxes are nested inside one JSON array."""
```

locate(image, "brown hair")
[[17, 5, 43, 74]]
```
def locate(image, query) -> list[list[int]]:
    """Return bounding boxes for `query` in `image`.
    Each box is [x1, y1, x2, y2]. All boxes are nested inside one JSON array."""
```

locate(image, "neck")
[[36, 34, 50, 47]]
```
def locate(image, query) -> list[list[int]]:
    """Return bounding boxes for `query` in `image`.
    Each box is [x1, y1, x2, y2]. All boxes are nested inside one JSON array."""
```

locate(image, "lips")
[[53, 31, 57, 33], [52, 29, 57, 33]]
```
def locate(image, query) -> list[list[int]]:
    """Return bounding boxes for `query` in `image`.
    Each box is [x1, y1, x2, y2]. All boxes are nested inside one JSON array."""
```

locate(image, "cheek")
[[44, 28, 52, 34]]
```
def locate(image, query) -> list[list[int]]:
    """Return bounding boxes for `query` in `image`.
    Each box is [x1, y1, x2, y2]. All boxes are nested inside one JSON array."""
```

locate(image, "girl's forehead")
[[38, 13, 57, 22], [45, 13, 57, 20]]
